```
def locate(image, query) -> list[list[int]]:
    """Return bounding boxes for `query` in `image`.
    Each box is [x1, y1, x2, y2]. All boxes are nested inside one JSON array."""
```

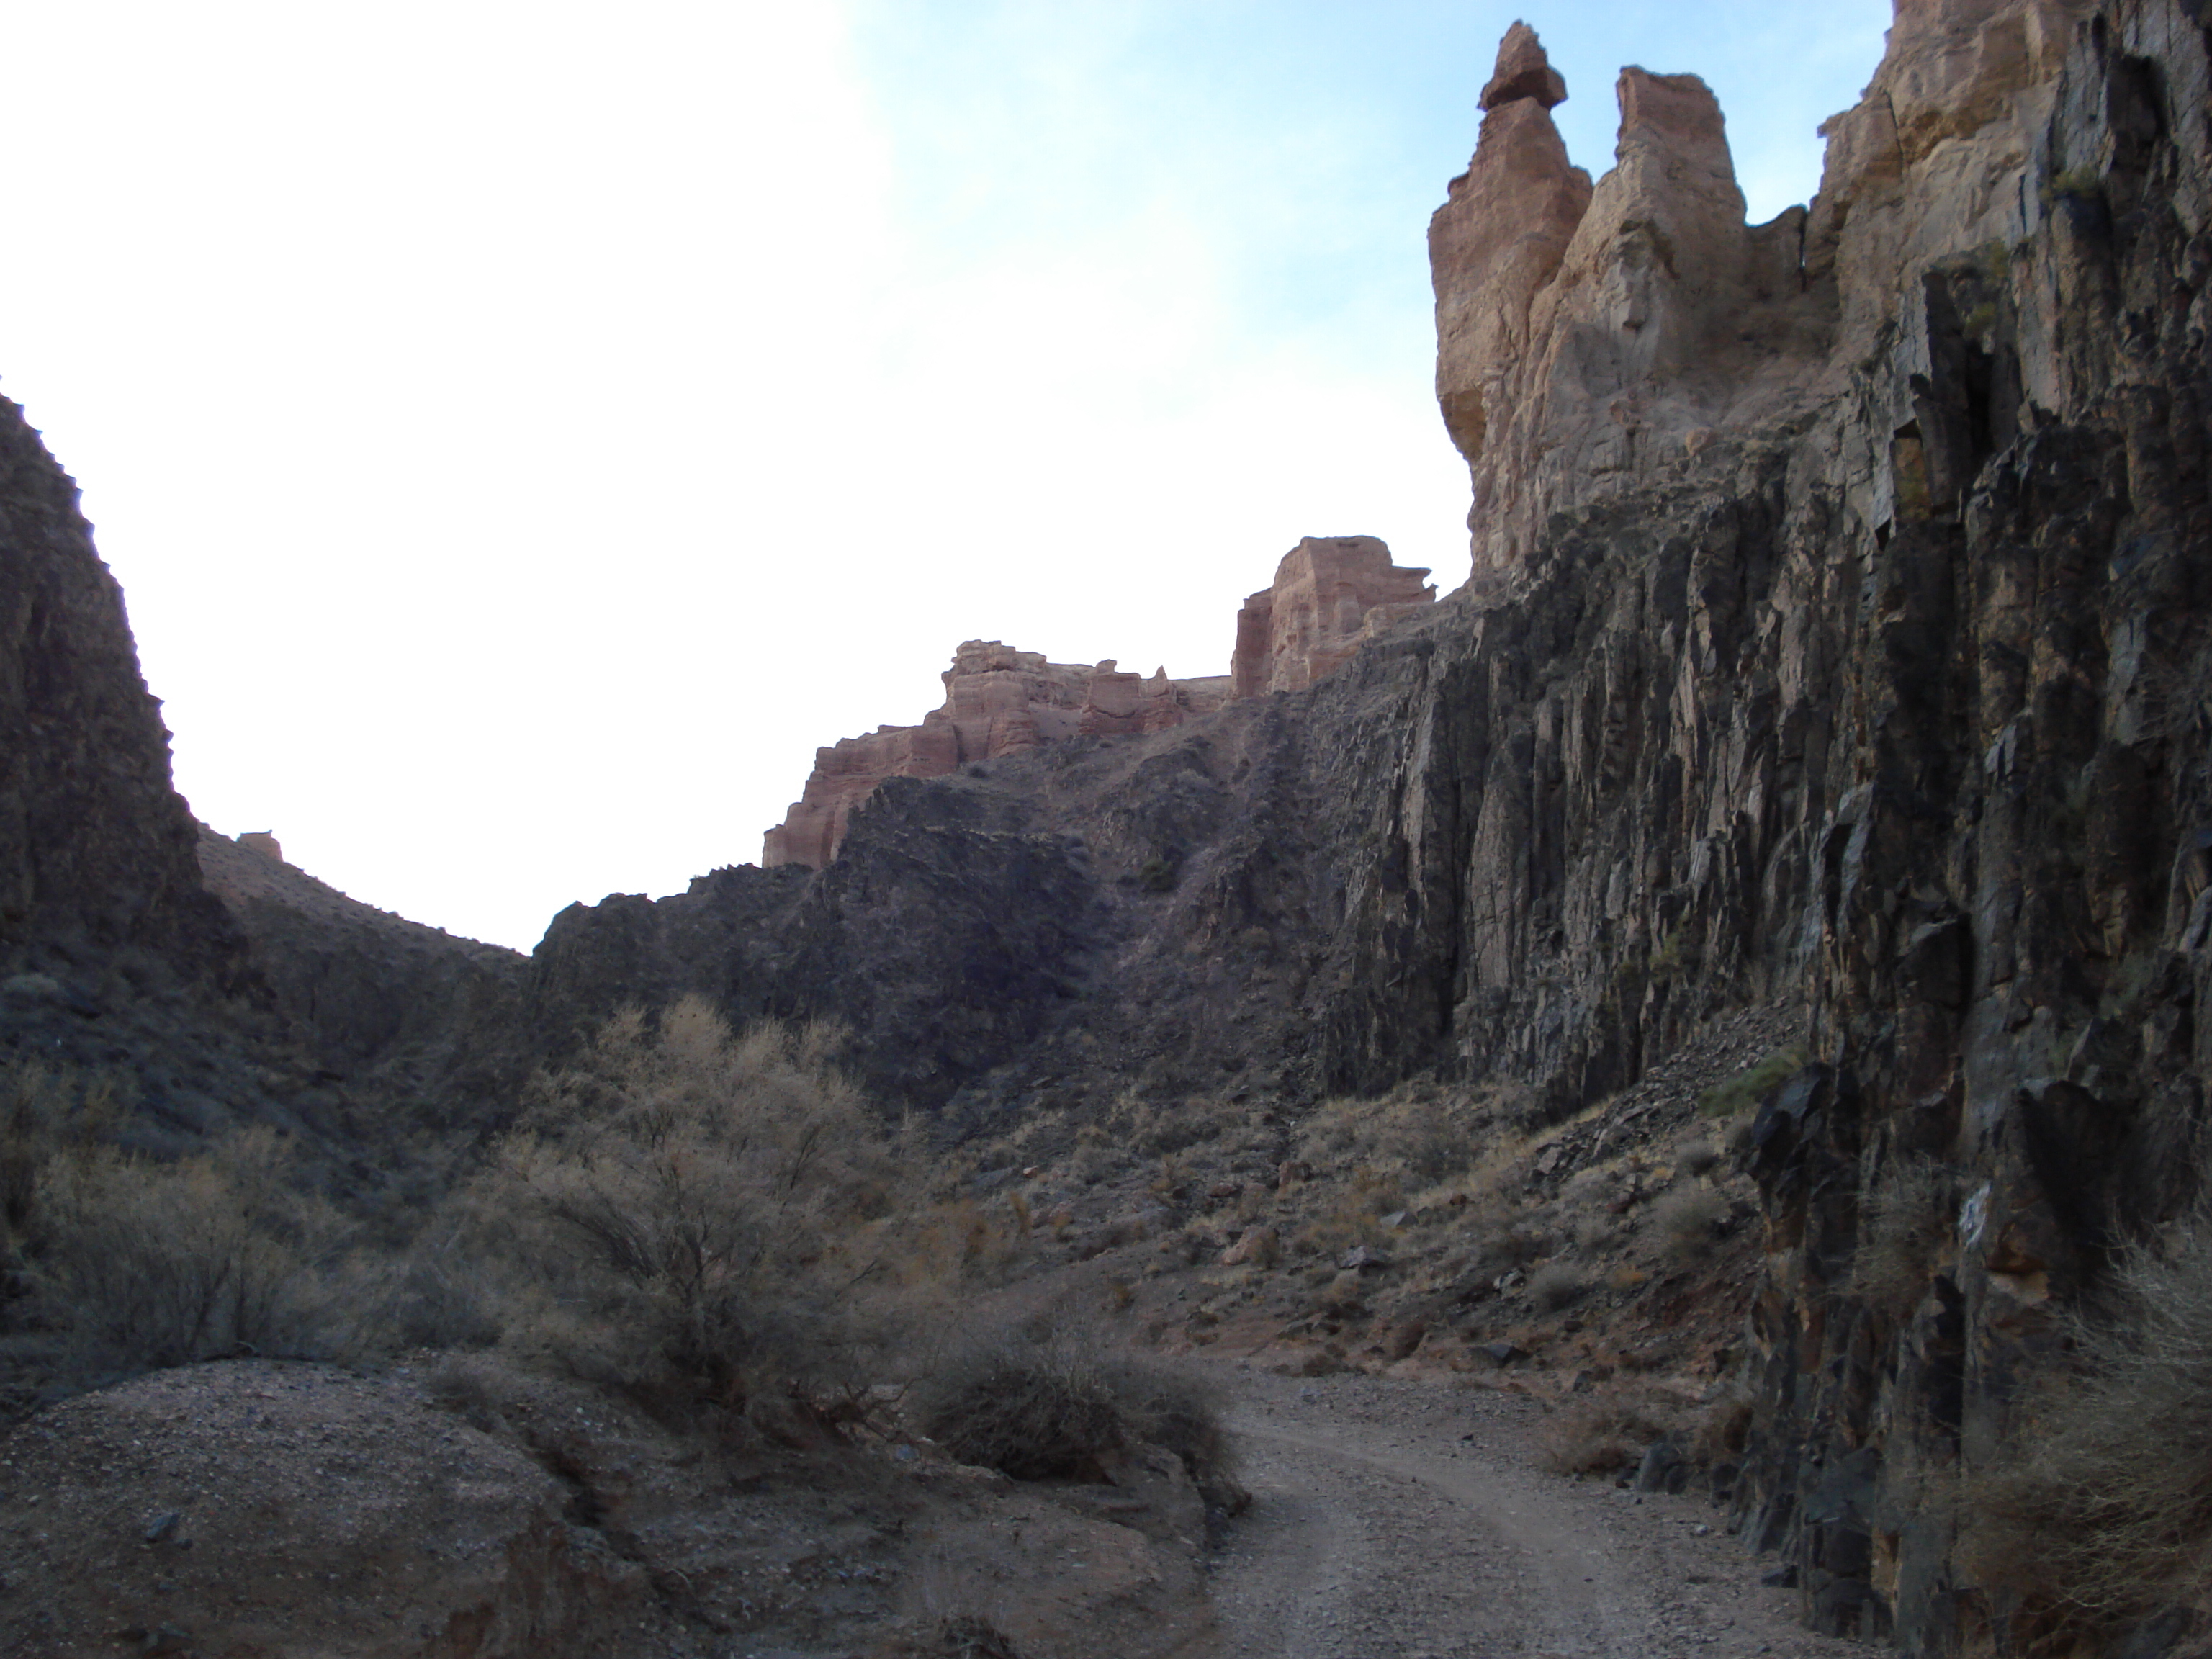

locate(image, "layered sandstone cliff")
[[1228, 536, 1436, 698], [761, 639, 1233, 870], [765, 536, 1434, 871], [1430, 26, 1833, 581]]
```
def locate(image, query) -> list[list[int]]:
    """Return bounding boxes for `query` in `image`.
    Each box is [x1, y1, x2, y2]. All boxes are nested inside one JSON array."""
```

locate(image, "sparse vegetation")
[[1696, 1046, 1807, 1119], [911, 1315, 1234, 1501], [1850, 1156, 1951, 1316], [1963, 1199, 2212, 1621], [1650, 1186, 1726, 1262], [1676, 1138, 1721, 1179], [464, 998, 923, 1429], [1536, 1389, 1679, 1476], [1527, 1261, 1588, 1312], [0, 1062, 372, 1413]]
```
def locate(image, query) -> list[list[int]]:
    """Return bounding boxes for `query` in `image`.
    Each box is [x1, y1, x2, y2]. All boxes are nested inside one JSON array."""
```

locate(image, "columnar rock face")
[[1393, 4, 2210, 1649], [761, 640, 1230, 869], [1229, 536, 1436, 698]]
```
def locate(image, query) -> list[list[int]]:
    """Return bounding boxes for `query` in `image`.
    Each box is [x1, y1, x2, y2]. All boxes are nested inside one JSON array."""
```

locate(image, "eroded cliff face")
[[0, 400, 521, 1166], [1228, 536, 1437, 698], [761, 639, 1233, 871], [1395, 3, 2212, 1650]]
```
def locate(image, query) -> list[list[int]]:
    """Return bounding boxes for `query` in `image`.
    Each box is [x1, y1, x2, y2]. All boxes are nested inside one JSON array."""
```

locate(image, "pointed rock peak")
[[1480, 21, 1567, 112]]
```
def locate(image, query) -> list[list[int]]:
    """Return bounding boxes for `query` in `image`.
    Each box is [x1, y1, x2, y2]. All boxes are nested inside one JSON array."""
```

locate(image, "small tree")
[[480, 998, 911, 1424]]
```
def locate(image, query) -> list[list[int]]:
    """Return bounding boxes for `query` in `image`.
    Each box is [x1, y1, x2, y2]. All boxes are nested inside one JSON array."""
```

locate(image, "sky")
[[0, 0, 1892, 951]]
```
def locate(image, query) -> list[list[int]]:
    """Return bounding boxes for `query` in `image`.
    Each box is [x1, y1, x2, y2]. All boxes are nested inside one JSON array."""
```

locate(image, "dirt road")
[[1206, 1368, 1862, 1659]]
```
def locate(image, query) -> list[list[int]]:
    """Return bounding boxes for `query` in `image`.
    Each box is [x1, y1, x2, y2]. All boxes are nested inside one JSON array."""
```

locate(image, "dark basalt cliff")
[[0, 397, 240, 990], [5, 1, 2212, 1650]]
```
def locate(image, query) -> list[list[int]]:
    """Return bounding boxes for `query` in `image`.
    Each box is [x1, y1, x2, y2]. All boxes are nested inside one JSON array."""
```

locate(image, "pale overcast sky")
[[0, 1, 1891, 950]]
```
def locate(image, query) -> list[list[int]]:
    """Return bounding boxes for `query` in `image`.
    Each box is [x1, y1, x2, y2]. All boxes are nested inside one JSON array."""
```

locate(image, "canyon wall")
[[0, 397, 242, 992], [7, 5, 2211, 1650], [609, 7, 2212, 1647], [1381, 6, 2212, 1651]]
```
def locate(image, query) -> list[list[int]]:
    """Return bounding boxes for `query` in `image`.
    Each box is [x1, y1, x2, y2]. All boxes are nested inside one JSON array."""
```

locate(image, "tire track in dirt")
[[1205, 1369, 1861, 1659]]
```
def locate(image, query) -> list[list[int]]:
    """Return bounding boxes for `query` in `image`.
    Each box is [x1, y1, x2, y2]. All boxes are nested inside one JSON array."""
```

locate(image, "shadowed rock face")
[[1405, 4, 2212, 1649], [0, 398, 243, 989]]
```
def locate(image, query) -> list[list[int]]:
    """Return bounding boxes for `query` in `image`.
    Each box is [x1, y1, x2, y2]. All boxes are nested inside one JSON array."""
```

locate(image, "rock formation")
[[1430, 25, 1824, 581], [1228, 536, 1436, 698], [9, 4, 2212, 1652], [762, 639, 1230, 870]]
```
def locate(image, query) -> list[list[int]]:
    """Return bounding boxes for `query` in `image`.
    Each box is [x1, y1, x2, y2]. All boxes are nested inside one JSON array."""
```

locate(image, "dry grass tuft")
[[1961, 1198, 2212, 1621], [1850, 1156, 1951, 1316], [1649, 1186, 1727, 1262], [1527, 1262, 1588, 1312], [1536, 1390, 1678, 1476], [1296, 1087, 1521, 1191]]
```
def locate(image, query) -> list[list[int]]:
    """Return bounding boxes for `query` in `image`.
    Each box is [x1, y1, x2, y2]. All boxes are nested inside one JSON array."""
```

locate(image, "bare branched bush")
[[1963, 1200, 2212, 1620], [911, 1316, 1236, 1503], [469, 998, 922, 1427], [1850, 1156, 1951, 1317]]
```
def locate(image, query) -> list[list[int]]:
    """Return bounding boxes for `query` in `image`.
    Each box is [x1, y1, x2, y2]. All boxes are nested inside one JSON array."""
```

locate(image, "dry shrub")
[[1688, 1389, 1755, 1467], [912, 1316, 1234, 1501], [1650, 1186, 1726, 1262], [6, 1123, 357, 1396], [1289, 1166, 1403, 1262], [1962, 1200, 2212, 1621], [1537, 1389, 1678, 1475], [1850, 1156, 1951, 1316], [1295, 1087, 1509, 1187], [1676, 1139, 1722, 1179], [1108, 1096, 1222, 1158], [1527, 1262, 1587, 1312], [469, 998, 922, 1426]]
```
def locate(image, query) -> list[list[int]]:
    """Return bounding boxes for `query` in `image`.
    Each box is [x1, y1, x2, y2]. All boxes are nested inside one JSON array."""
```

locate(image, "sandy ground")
[[1202, 1366, 1861, 1659]]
